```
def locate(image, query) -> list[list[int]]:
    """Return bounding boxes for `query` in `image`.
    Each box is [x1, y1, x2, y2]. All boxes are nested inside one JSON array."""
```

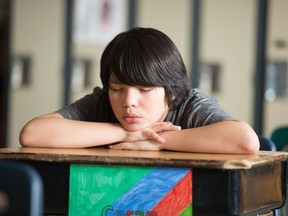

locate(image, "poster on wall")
[[73, 0, 127, 45]]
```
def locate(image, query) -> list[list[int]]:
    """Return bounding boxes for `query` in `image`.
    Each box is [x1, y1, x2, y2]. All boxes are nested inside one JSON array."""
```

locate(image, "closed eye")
[[139, 88, 152, 92], [110, 87, 123, 92]]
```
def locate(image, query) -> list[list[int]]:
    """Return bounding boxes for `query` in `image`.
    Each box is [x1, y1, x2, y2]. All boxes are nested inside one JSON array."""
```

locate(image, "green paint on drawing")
[[69, 164, 154, 216], [179, 204, 193, 216]]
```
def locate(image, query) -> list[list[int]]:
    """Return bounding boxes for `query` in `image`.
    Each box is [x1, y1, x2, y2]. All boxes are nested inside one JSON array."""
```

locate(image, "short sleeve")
[[57, 87, 117, 123], [166, 89, 231, 129]]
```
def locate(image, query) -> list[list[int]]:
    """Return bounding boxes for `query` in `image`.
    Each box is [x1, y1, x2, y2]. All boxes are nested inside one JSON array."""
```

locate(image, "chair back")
[[0, 160, 44, 216], [258, 135, 277, 151], [271, 126, 288, 151]]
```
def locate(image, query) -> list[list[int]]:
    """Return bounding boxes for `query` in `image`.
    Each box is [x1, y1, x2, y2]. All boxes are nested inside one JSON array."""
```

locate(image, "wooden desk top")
[[0, 147, 287, 169]]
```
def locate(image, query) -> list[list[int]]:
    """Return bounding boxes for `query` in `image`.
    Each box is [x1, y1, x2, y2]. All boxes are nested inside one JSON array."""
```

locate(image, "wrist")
[[111, 123, 127, 142]]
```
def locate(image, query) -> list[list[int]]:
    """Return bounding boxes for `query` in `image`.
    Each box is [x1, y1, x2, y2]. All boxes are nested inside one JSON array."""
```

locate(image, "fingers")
[[150, 122, 181, 133], [142, 130, 165, 143], [110, 142, 135, 150], [124, 122, 181, 143], [110, 141, 161, 151], [144, 122, 180, 143]]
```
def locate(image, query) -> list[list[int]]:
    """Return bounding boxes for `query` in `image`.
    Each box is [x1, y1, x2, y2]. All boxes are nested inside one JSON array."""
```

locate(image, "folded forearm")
[[19, 117, 125, 148], [160, 120, 259, 154]]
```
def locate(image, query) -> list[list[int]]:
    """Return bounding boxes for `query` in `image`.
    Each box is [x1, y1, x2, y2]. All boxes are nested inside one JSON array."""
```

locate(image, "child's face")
[[108, 77, 169, 132]]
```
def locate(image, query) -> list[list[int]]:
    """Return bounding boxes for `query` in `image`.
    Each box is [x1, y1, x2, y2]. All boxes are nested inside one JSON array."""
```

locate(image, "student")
[[19, 27, 259, 154]]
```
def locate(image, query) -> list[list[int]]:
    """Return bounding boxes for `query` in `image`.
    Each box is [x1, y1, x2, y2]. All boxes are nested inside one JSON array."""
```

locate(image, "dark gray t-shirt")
[[57, 87, 230, 128]]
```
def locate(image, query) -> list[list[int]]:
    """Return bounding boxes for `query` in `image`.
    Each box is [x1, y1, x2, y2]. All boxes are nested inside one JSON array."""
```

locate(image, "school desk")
[[0, 147, 287, 216]]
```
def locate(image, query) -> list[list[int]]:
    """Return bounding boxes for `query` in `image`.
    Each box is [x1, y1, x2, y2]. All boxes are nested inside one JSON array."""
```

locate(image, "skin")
[[19, 77, 259, 154], [108, 77, 170, 133]]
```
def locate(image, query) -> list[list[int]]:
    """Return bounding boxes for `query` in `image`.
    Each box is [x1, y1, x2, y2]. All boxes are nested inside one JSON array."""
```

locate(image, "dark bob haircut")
[[100, 27, 191, 110]]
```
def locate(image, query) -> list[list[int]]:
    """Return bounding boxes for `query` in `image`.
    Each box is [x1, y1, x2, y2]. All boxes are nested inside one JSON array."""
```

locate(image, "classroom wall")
[[8, 0, 64, 147], [200, 0, 256, 125], [265, 0, 288, 136]]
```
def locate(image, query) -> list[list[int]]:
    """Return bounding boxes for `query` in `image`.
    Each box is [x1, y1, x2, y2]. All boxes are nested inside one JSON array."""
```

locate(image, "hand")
[[124, 122, 181, 143], [109, 140, 162, 151]]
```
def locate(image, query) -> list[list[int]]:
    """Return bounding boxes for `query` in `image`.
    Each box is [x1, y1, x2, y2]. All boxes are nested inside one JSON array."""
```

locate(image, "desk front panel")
[[193, 161, 286, 215], [25, 160, 286, 216]]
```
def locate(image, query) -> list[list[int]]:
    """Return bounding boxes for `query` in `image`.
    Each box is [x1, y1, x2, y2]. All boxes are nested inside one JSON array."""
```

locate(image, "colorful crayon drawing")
[[69, 165, 192, 216]]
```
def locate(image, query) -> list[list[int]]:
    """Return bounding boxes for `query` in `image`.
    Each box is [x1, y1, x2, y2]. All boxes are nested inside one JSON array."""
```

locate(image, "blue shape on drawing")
[[107, 167, 190, 214]]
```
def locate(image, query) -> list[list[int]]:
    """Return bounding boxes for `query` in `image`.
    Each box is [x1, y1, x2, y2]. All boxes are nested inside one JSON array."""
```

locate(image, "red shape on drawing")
[[151, 170, 192, 215]]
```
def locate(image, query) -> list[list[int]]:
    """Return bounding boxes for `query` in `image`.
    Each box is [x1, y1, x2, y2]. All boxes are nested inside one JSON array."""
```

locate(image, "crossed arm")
[[19, 112, 259, 154]]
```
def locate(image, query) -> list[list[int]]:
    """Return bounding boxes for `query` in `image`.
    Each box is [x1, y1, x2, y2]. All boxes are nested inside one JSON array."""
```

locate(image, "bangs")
[[109, 44, 164, 87]]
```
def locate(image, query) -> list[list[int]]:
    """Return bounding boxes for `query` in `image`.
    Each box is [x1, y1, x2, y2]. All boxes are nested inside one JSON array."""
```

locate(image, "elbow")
[[240, 127, 260, 155], [227, 120, 260, 155], [19, 125, 35, 147], [242, 136, 259, 155]]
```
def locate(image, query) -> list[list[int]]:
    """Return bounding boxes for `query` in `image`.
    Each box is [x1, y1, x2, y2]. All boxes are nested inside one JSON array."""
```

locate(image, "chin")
[[122, 124, 147, 132]]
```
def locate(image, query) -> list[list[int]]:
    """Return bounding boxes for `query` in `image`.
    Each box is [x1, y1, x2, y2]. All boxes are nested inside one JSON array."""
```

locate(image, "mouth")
[[123, 114, 141, 123]]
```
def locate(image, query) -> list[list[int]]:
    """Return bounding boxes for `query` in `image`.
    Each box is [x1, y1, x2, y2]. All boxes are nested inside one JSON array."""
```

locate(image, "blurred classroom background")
[[0, 0, 287, 148]]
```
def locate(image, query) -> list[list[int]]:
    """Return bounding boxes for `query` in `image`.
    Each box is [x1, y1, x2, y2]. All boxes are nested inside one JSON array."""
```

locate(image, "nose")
[[123, 88, 138, 107]]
